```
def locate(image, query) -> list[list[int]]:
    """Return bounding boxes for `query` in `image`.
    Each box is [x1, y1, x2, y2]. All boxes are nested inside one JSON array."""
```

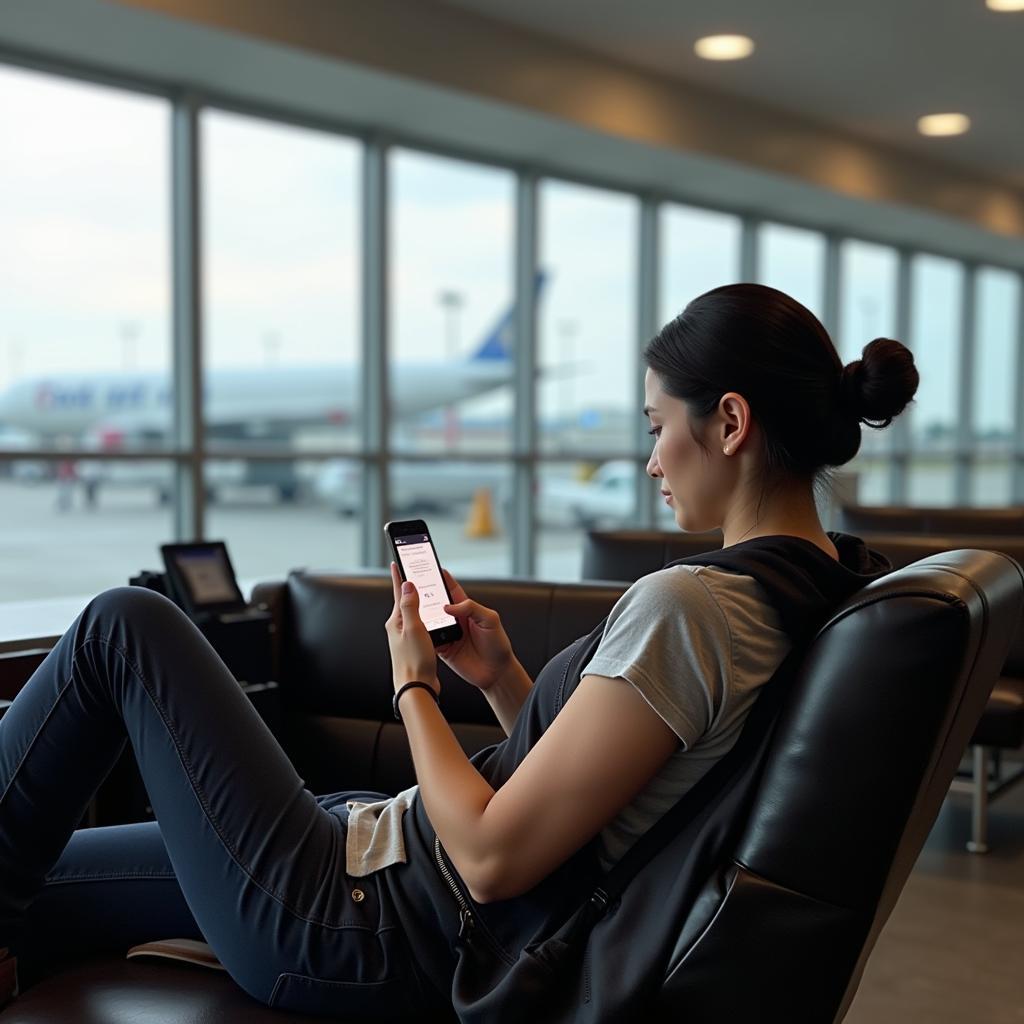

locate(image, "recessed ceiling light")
[[694, 34, 755, 61], [917, 113, 971, 136], [987, 0, 1024, 11]]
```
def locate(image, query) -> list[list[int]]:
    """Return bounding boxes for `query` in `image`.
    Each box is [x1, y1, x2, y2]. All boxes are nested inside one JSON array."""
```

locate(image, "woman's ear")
[[717, 392, 752, 452]]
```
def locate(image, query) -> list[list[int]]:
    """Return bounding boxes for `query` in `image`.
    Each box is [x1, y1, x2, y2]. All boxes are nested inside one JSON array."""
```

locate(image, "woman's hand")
[[385, 562, 440, 696], [436, 567, 517, 692]]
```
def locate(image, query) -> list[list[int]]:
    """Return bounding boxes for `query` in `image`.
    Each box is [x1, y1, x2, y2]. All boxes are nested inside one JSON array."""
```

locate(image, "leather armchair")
[[4, 551, 1021, 1022], [582, 528, 1024, 853]]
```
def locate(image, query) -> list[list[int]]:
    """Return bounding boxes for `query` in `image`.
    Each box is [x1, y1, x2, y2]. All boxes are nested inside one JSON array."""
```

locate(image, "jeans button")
[[352, 888, 365, 903]]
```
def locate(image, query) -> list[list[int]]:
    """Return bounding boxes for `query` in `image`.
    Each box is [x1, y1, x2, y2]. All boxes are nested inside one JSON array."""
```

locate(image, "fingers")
[[444, 598, 496, 627], [441, 567, 468, 603], [387, 562, 404, 630]]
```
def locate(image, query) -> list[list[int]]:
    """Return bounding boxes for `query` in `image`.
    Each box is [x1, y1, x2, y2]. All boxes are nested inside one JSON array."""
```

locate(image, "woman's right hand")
[[436, 568, 517, 692]]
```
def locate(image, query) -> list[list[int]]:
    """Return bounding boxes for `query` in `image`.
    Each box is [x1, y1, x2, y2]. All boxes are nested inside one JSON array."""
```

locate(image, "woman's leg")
[[0, 587, 429, 1016], [12, 821, 202, 986]]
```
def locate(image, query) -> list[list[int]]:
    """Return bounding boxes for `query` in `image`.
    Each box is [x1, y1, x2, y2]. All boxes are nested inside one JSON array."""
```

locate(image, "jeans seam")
[[80, 632, 375, 932], [43, 871, 179, 884]]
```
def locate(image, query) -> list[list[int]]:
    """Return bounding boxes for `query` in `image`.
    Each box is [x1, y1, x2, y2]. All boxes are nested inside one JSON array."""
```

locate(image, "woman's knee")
[[86, 586, 187, 629]]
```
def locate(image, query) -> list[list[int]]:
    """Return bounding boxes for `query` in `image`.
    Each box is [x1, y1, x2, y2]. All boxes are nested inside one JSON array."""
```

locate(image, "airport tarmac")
[[0, 476, 589, 604]]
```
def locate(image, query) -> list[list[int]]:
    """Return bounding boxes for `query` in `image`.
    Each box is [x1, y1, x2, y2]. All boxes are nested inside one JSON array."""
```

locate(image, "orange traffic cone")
[[465, 487, 499, 538]]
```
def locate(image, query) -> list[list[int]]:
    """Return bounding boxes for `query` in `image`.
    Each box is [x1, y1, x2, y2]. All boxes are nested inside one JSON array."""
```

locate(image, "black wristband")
[[393, 681, 440, 722]]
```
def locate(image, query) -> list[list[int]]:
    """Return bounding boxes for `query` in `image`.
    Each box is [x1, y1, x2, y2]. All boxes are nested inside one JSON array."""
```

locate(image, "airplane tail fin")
[[470, 270, 547, 362]]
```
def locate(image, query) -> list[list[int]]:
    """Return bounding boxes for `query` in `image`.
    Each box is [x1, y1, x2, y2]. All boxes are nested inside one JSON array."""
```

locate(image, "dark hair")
[[643, 282, 919, 505]]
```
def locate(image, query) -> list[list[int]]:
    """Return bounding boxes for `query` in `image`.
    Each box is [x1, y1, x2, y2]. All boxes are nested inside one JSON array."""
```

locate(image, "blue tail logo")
[[470, 271, 547, 362]]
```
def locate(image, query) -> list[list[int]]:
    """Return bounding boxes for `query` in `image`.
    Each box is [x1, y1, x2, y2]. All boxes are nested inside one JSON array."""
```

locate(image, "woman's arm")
[[385, 565, 680, 904], [477, 658, 533, 736], [400, 670, 678, 904]]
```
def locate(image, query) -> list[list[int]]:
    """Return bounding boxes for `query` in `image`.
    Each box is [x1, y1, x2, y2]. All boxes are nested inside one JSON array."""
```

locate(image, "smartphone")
[[384, 519, 463, 646]]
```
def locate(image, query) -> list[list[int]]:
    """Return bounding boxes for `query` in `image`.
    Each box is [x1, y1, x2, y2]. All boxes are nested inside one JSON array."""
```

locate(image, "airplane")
[[0, 275, 545, 502]]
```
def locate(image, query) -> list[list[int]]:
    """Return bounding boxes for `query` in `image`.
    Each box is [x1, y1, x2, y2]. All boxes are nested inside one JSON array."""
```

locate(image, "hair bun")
[[843, 337, 919, 429]]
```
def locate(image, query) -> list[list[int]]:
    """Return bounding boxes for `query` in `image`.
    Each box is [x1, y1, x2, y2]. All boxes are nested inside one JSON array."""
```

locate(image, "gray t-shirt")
[[580, 564, 791, 870], [344, 563, 789, 877]]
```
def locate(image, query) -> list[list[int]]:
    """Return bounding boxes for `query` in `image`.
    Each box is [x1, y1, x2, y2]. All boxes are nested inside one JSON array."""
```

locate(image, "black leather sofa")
[[583, 527, 1024, 853], [838, 503, 1024, 536], [3, 551, 1022, 1022]]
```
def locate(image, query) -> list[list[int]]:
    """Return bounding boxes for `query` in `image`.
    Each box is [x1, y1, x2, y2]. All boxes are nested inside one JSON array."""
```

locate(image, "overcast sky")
[[0, 62, 1019, 438]]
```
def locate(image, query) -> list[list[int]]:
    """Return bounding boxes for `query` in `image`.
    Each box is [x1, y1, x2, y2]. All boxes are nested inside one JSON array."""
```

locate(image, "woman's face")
[[644, 368, 737, 533]]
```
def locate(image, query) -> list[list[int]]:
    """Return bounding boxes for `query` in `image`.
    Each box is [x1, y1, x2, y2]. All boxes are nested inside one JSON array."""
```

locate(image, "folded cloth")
[[126, 938, 225, 971]]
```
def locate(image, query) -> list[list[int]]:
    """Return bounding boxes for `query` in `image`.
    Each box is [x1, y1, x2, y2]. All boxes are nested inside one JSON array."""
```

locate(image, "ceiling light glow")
[[694, 34, 755, 61], [987, 0, 1024, 11], [917, 113, 971, 137]]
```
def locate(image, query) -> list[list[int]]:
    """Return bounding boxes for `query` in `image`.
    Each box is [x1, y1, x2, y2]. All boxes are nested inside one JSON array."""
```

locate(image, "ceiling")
[[439, 0, 1024, 190]]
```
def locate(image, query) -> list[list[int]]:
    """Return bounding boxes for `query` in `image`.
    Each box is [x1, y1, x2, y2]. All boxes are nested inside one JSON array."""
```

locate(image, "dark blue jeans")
[[0, 587, 443, 1018]]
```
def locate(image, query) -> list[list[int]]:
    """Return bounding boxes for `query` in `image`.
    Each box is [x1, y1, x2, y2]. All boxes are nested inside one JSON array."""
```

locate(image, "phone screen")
[[392, 532, 458, 633]]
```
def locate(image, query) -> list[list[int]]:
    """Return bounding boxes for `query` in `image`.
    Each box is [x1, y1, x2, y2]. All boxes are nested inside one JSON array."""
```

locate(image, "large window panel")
[[202, 110, 361, 457], [838, 239, 900, 499], [205, 458, 359, 576], [387, 459, 512, 576], [0, 66, 171, 459], [390, 150, 515, 455], [757, 223, 825, 319], [538, 181, 638, 455], [969, 268, 1019, 506], [536, 459, 674, 581], [907, 254, 962, 505], [660, 205, 741, 323], [0, 457, 174, 600]]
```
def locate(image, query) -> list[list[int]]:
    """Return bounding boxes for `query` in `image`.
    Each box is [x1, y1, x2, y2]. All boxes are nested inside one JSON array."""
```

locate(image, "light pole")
[[559, 319, 578, 442]]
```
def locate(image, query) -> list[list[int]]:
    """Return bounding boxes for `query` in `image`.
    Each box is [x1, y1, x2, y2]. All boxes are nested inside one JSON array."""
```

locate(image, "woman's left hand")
[[385, 562, 440, 696]]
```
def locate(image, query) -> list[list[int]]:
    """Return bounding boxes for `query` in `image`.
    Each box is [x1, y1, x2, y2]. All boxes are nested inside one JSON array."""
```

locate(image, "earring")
[[723, 446, 731, 455]]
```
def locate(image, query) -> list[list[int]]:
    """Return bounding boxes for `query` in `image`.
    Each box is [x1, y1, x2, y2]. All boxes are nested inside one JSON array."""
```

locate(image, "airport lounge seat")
[[838, 503, 1024, 537], [4, 551, 1023, 1022], [582, 528, 1024, 853]]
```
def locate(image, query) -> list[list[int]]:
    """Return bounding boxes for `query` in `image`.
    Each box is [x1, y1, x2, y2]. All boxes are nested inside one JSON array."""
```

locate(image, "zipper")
[[433, 834, 475, 941], [432, 835, 514, 964]]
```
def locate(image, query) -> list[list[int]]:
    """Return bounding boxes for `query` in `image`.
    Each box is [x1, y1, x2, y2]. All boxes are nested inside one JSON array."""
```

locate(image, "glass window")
[[757, 223, 825, 319], [202, 109, 361, 455], [907, 254, 962, 505], [838, 239, 900, 498], [390, 149, 515, 455], [0, 65, 171, 458], [538, 180, 638, 456], [0, 457, 174, 600], [660, 205, 741, 323], [968, 267, 1019, 507], [536, 459, 673, 581], [205, 458, 359, 578], [387, 459, 512, 576], [971, 268, 1019, 446]]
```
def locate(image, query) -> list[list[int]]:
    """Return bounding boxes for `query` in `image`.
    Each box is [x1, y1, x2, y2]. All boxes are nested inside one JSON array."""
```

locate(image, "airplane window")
[[0, 65, 174, 600], [907, 253, 963, 507], [537, 179, 639, 458], [757, 222, 826, 321], [969, 267, 1019, 506], [838, 239, 899, 505], [660, 204, 741, 322]]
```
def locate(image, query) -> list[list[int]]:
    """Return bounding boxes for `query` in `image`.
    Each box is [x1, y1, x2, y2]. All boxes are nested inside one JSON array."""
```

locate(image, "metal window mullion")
[[512, 173, 539, 578], [171, 93, 204, 541], [955, 265, 978, 504], [822, 233, 841, 340], [740, 216, 759, 282], [1013, 274, 1024, 501], [359, 138, 389, 567], [890, 249, 913, 504], [635, 196, 659, 529]]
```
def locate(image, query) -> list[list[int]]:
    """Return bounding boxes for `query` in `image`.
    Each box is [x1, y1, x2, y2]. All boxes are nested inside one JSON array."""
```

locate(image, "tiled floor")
[[845, 769, 1024, 1023]]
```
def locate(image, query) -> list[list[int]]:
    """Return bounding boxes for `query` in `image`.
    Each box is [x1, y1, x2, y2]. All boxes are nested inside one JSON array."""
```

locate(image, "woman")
[[0, 284, 918, 1019]]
